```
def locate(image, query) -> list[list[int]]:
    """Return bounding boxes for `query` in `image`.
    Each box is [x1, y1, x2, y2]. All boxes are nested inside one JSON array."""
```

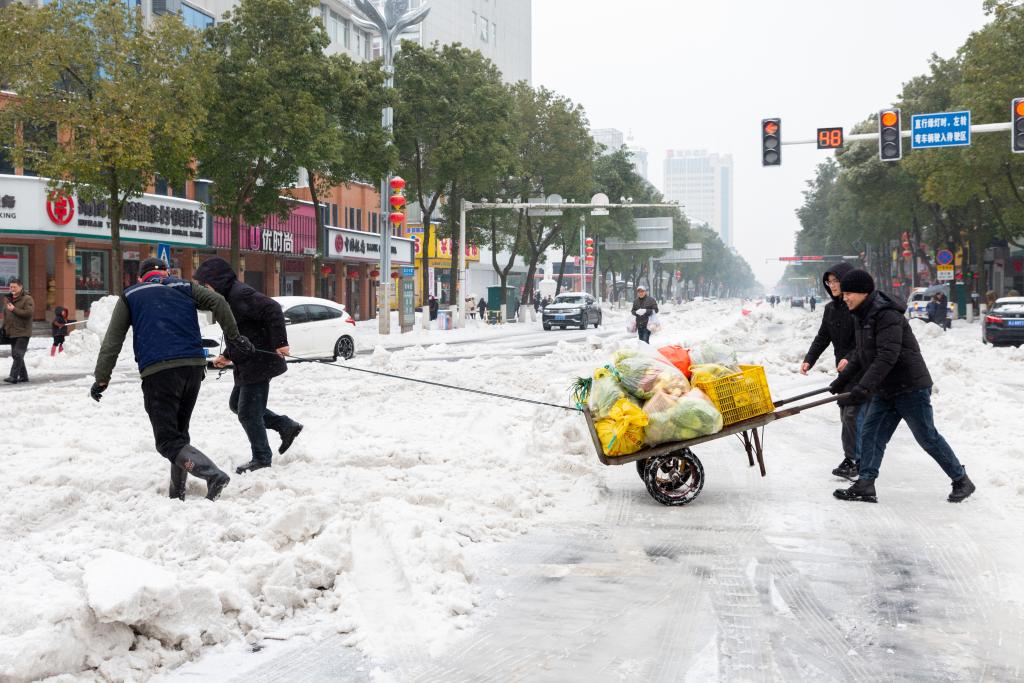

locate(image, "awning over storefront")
[[326, 227, 414, 266]]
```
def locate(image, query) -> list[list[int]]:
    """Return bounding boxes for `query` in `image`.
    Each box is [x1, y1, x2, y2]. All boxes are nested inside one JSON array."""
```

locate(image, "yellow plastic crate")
[[693, 364, 773, 426]]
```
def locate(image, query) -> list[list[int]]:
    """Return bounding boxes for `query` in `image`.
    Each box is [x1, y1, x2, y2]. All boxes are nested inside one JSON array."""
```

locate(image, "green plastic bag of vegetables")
[[613, 352, 688, 401], [588, 368, 631, 419], [642, 388, 724, 445]]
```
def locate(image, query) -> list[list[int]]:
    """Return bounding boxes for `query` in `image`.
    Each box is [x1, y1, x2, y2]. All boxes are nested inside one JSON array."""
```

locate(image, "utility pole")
[[352, 0, 429, 335]]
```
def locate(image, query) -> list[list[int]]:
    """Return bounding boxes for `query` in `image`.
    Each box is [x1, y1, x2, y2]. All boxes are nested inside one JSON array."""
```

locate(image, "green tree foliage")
[[296, 53, 392, 295], [0, 0, 208, 293], [199, 0, 333, 271], [393, 42, 512, 305], [792, 4, 1024, 296]]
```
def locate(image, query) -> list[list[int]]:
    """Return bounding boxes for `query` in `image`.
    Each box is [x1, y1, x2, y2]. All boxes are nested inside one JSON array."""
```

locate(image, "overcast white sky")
[[532, 0, 992, 288]]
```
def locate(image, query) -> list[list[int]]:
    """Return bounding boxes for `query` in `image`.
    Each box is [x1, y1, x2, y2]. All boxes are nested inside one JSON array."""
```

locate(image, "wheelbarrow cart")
[[582, 386, 846, 506]]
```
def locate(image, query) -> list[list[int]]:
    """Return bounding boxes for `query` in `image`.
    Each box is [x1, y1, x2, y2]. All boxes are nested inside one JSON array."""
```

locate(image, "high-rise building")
[[662, 149, 733, 246], [591, 127, 648, 181]]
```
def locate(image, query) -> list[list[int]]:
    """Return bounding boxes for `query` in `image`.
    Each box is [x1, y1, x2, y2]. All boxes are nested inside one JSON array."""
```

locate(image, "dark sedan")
[[542, 293, 602, 330], [983, 297, 1024, 346]]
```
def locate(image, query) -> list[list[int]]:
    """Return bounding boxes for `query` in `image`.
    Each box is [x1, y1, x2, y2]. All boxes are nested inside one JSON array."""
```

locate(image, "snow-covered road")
[[3, 298, 1023, 682]]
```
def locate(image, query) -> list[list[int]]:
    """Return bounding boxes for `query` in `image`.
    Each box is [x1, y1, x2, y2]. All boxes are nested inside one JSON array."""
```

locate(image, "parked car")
[[201, 295, 357, 362], [790, 297, 805, 308], [982, 296, 1024, 346], [542, 292, 602, 330], [907, 285, 955, 321]]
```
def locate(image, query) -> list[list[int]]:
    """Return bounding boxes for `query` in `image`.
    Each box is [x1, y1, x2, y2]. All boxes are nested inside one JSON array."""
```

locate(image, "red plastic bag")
[[658, 345, 692, 379]]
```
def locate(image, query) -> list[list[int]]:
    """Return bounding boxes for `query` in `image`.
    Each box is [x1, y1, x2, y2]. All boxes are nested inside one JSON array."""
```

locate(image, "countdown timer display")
[[817, 127, 844, 149]]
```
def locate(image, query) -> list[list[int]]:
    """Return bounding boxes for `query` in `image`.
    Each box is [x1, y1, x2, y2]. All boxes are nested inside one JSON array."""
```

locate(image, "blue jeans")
[[637, 327, 651, 343], [857, 388, 965, 482], [229, 381, 297, 465]]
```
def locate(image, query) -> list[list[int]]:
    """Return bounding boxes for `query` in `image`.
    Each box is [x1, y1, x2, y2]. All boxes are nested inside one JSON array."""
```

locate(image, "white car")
[[201, 295, 357, 362]]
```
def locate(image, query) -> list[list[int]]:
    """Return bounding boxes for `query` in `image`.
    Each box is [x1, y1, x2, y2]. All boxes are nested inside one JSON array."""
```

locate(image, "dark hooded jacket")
[[803, 263, 862, 404], [193, 257, 288, 385], [838, 290, 932, 399]]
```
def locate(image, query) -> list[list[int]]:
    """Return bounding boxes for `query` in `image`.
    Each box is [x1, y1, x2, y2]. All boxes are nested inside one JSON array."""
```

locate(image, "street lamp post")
[[352, 0, 430, 335]]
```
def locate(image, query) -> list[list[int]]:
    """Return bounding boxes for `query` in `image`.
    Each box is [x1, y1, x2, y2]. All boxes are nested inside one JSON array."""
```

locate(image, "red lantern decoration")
[[348, 269, 360, 279], [585, 256, 594, 264], [585, 237, 594, 246], [391, 271, 399, 279], [389, 211, 405, 225], [389, 176, 406, 191], [389, 194, 406, 209], [320, 264, 332, 277], [370, 269, 380, 278], [902, 250, 913, 259], [585, 246, 594, 255]]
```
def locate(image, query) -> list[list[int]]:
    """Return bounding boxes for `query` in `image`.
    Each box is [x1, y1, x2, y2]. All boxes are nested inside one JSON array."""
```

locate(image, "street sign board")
[[936, 248, 954, 266], [401, 266, 415, 277], [937, 264, 954, 281], [659, 243, 703, 263], [603, 217, 673, 251], [910, 111, 970, 149], [157, 243, 171, 265]]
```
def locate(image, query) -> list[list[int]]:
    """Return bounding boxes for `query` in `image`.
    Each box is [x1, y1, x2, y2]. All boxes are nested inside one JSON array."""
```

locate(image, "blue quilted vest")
[[123, 274, 204, 373]]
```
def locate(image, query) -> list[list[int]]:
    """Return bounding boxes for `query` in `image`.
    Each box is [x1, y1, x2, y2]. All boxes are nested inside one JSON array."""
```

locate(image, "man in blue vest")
[[91, 257, 254, 501]]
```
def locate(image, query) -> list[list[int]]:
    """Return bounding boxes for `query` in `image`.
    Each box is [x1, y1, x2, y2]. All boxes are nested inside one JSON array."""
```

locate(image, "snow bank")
[[2, 297, 1021, 681]]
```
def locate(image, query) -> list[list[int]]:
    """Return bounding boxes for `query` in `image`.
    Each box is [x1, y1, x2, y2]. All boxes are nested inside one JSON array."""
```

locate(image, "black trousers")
[[8, 336, 29, 381], [141, 365, 205, 462]]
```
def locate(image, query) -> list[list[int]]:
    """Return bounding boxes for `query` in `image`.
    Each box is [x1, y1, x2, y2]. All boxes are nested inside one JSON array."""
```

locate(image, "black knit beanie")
[[139, 257, 168, 276], [840, 269, 875, 294]]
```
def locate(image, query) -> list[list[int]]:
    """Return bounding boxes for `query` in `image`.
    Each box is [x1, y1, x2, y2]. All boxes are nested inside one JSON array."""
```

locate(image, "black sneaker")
[[235, 460, 271, 475], [832, 458, 859, 481], [279, 423, 304, 455], [2, 377, 15, 384], [948, 474, 976, 503], [833, 478, 877, 503]]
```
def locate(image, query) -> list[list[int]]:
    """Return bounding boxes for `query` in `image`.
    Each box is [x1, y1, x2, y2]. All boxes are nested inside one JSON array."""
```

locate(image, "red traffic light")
[[763, 121, 779, 135]]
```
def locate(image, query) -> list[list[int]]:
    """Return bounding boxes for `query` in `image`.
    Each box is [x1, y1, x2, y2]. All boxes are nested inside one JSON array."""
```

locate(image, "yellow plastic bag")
[[595, 397, 649, 456], [689, 363, 738, 386]]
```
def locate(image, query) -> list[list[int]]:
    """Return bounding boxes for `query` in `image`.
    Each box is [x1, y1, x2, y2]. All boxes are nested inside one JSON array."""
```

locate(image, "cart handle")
[[774, 392, 850, 418], [773, 386, 831, 408]]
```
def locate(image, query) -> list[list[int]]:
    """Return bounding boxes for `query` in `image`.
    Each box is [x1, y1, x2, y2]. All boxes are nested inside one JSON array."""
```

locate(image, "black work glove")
[[828, 377, 845, 395], [90, 381, 107, 402], [230, 334, 255, 356], [848, 385, 870, 403]]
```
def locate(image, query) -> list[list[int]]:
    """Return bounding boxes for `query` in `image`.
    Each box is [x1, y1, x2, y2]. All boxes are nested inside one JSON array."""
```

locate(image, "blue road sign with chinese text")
[[910, 111, 970, 149]]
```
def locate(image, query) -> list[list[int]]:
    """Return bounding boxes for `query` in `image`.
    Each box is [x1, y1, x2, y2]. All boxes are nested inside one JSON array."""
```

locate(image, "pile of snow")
[[2, 297, 1022, 681]]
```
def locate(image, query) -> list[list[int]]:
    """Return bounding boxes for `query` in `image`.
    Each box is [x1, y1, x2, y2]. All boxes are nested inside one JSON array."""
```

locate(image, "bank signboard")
[[0, 174, 208, 246], [326, 227, 414, 266]]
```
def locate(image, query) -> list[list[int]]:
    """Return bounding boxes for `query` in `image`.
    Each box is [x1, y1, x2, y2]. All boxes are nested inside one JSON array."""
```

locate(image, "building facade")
[[662, 149, 733, 247], [591, 127, 648, 181]]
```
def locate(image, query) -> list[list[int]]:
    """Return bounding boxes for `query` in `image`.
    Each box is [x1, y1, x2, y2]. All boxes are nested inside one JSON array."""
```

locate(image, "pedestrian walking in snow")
[[800, 263, 864, 481], [829, 269, 975, 504], [3, 277, 33, 384], [478, 296, 487, 323], [194, 257, 304, 475], [428, 295, 439, 321], [631, 286, 658, 344], [91, 258, 253, 501], [51, 306, 73, 356], [809, 294, 817, 312]]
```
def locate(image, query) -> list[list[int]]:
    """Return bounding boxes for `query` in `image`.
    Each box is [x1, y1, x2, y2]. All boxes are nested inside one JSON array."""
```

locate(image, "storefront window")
[[0, 245, 27, 293], [75, 249, 109, 312]]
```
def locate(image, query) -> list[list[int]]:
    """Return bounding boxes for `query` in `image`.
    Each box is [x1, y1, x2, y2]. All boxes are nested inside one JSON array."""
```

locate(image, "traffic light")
[[878, 109, 902, 161], [761, 118, 781, 166], [1012, 98, 1024, 152]]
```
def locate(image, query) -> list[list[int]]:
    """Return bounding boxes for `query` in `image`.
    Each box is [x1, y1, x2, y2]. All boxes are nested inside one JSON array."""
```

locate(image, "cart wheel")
[[635, 458, 648, 481], [643, 449, 704, 506]]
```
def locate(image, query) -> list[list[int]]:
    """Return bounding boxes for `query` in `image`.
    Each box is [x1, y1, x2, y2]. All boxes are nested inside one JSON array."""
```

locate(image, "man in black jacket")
[[800, 262, 863, 480], [194, 257, 303, 474], [829, 270, 975, 504], [631, 286, 659, 343]]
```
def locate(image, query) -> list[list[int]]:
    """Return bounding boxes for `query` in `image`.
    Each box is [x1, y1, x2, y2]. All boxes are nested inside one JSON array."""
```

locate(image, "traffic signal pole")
[[779, 121, 1013, 146]]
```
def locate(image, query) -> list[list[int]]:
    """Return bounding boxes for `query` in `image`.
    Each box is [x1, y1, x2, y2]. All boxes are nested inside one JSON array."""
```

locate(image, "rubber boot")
[[169, 461, 187, 501], [50, 345, 57, 357], [173, 445, 230, 501]]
